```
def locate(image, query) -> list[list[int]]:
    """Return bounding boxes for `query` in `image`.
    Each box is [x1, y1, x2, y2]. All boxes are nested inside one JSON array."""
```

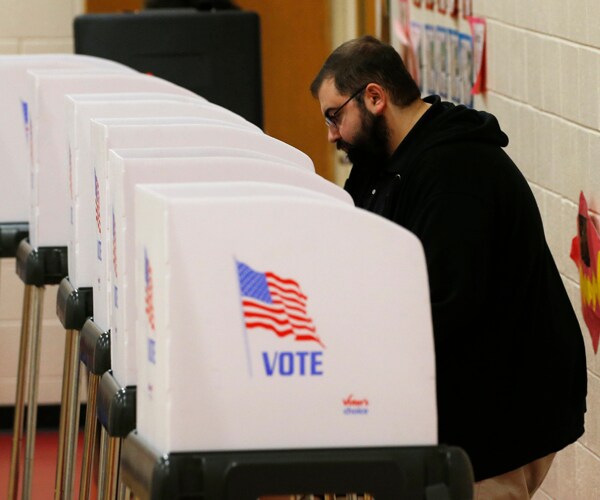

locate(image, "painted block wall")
[[0, 0, 82, 55], [0, 0, 84, 405], [409, 1, 600, 498]]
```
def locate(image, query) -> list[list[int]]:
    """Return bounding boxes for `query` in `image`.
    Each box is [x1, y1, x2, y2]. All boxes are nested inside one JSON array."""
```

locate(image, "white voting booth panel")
[[0, 54, 131, 223], [134, 182, 436, 454], [89, 118, 314, 332], [109, 153, 352, 388], [103, 146, 297, 168], [25, 69, 137, 246], [67, 96, 258, 290], [26, 69, 200, 250], [108, 146, 301, 166]]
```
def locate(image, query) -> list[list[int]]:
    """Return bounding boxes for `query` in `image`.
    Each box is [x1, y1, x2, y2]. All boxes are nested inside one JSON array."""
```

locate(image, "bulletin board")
[[390, 0, 485, 107]]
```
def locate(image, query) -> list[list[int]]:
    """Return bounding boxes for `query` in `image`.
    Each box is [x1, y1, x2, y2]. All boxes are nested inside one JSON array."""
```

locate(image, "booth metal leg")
[[54, 325, 74, 499], [79, 372, 101, 500], [22, 285, 45, 500], [97, 426, 109, 500], [101, 436, 121, 500], [53, 328, 82, 500], [8, 284, 34, 500], [117, 479, 127, 500]]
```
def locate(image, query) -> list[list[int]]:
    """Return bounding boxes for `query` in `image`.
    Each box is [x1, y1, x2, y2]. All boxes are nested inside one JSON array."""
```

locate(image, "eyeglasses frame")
[[324, 84, 368, 129]]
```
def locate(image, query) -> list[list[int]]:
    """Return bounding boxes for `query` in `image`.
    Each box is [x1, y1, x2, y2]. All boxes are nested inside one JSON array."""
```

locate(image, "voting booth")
[[135, 182, 435, 452], [108, 152, 352, 389], [14, 67, 217, 500], [64, 97, 262, 499], [75, 116, 318, 497], [62, 95, 225, 344], [65, 94, 257, 295], [0, 55, 130, 248], [86, 121, 315, 497], [89, 117, 313, 334], [24, 69, 202, 250], [0, 55, 132, 500], [117, 181, 472, 498]]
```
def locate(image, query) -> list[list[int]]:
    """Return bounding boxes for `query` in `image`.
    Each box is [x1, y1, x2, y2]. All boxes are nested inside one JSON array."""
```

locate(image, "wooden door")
[[234, 0, 333, 180], [86, 0, 143, 12]]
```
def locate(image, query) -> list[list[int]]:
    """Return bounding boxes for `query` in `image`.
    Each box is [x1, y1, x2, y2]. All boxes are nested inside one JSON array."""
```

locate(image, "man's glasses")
[[324, 84, 368, 129]]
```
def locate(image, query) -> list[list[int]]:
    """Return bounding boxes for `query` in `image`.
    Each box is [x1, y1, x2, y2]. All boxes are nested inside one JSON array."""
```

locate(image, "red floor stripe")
[[0, 430, 97, 499]]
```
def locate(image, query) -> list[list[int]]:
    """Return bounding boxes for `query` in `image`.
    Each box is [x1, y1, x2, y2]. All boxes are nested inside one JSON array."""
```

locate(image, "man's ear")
[[364, 83, 387, 115]]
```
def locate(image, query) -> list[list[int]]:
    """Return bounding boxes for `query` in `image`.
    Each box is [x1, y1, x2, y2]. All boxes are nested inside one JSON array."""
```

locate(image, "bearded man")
[[311, 35, 587, 499]]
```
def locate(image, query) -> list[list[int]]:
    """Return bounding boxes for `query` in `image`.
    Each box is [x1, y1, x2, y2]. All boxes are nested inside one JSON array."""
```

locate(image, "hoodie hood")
[[384, 95, 509, 175]]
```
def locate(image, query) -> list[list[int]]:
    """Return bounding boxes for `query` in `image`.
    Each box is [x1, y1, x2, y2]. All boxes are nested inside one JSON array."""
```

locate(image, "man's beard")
[[337, 109, 390, 170]]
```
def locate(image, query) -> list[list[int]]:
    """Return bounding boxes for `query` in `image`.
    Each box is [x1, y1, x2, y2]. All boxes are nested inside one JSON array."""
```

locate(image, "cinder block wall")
[[410, 1, 600, 498], [0, 0, 82, 55], [0, 0, 84, 405]]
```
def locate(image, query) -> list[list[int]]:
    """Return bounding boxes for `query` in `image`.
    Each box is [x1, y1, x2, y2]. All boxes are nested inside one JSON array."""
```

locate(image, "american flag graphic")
[[21, 100, 33, 166], [144, 249, 155, 331], [20, 100, 29, 138], [112, 210, 118, 277], [236, 260, 324, 348], [94, 170, 101, 234]]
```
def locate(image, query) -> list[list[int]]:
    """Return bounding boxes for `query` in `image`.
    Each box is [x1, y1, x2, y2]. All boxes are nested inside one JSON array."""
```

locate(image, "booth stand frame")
[[120, 431, 473, 500], [9, 240, 68, 500], [97, 370, 136, 500], [55, 278, 93, 499], [0, 222, 29, 259], [78, 319, 111, 500]]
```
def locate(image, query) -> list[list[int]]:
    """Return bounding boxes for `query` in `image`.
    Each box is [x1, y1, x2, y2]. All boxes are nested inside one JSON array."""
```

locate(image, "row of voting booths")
[[0, 36, 473, 500]]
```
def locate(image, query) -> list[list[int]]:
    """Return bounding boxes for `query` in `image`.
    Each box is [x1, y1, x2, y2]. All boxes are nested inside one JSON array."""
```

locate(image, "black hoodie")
[[346, 96, 587, 481]]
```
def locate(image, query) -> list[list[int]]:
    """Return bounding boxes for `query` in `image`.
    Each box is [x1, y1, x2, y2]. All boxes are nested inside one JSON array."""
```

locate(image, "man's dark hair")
[[310, 35, 421, 108]]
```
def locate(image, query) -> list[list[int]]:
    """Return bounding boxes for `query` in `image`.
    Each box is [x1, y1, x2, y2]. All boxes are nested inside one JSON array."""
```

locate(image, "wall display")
[[469, 16, 487, 95], [449, 0, 458, 17], [395, 0, 411, 47], [462, 0, 472, 18], [391, 0, 480, 107], [448, 29, 460, 103], [410, 21, 425, 92], [434, 26, 449, 99], [571, 192, 600, 354], [424, 24, 436, 96], [394, 0, 420, 88], [458, 32, 473, 107]]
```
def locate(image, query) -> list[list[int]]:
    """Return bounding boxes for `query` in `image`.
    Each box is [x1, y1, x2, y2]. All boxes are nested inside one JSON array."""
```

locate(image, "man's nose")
[[327, 126, 341, 143]]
